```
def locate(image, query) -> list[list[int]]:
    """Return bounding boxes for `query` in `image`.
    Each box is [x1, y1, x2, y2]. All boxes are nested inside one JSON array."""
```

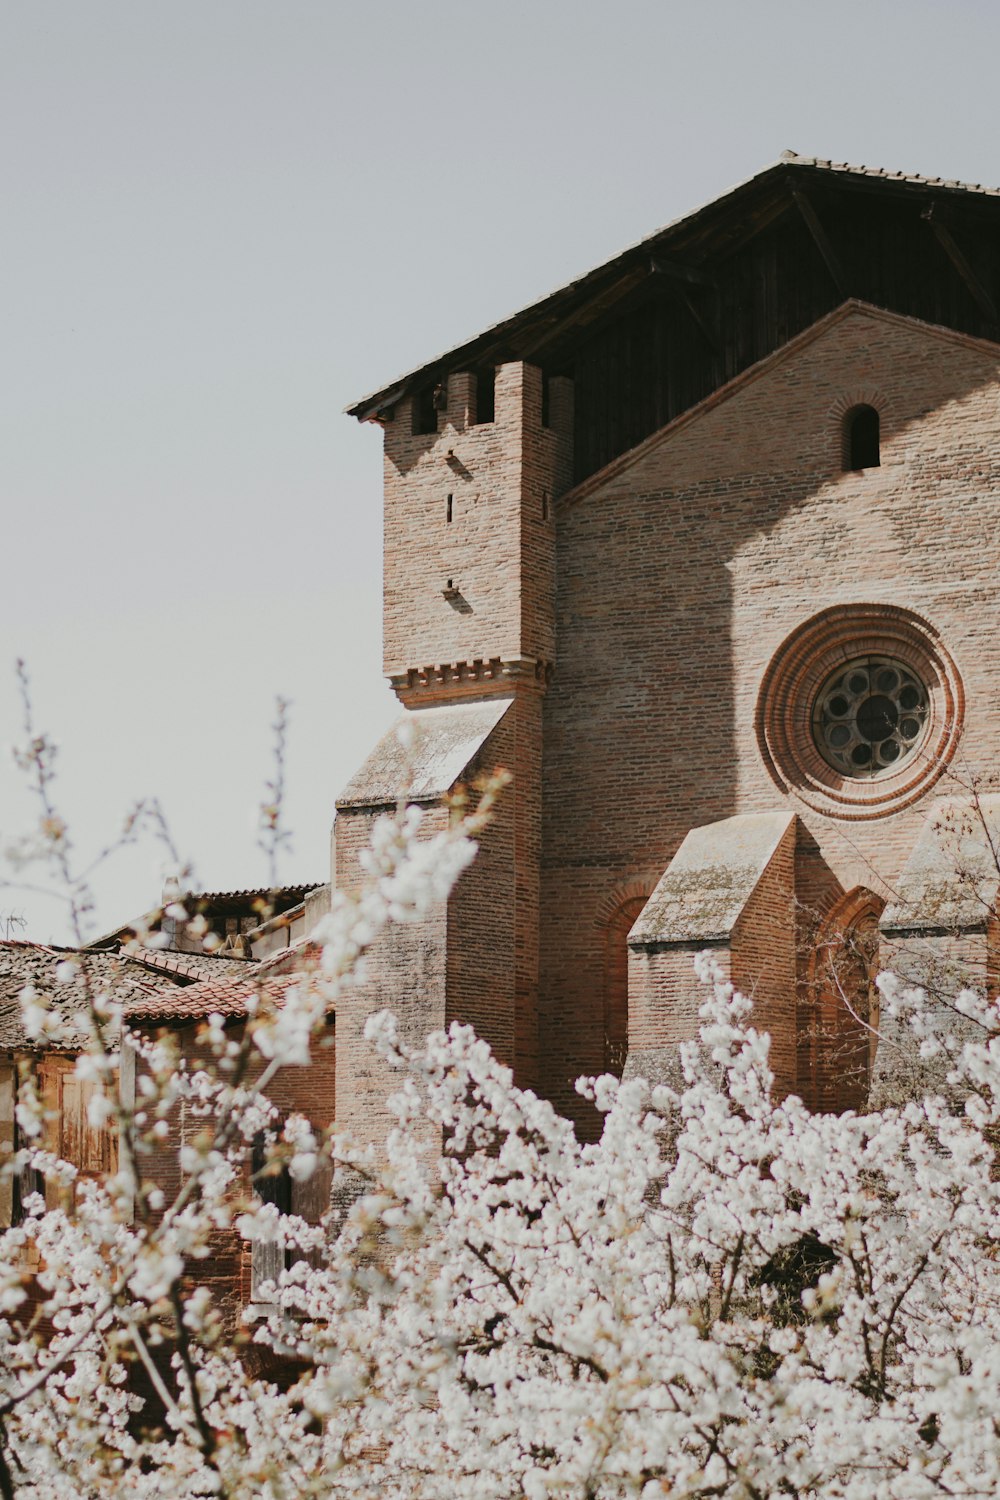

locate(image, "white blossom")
[[7, 788, 1000, 1496]]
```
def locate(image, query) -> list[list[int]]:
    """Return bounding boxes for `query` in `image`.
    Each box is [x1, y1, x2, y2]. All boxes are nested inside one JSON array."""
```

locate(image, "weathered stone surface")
[[881, 796, 1000, 933], [337, 697, 514, 809], [630, 811, 796, 946]]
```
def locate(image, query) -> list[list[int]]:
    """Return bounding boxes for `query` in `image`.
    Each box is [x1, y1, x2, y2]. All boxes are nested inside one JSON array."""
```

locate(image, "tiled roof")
[[86, 884, 322, 952], [255, 939, 326, 979], [190, 885, 320, 903], [0, 939, 327, 1045], [0, 942, 188, 1051], [126, 947, 331, 1025], [775, 150, 1000, 197], [124, 948, 253, 982]]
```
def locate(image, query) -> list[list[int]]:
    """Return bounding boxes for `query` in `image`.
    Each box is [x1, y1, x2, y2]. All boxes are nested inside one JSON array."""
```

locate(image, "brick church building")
[[333, 152, 1000, 1143]]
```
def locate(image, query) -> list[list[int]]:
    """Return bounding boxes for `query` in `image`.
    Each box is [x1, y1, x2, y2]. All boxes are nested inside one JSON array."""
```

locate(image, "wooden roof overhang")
[[346, 153, 1000, 424]]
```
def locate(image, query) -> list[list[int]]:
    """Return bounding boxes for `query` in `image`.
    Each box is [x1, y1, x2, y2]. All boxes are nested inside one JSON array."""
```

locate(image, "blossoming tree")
[[5, 697, 1000, 1495]]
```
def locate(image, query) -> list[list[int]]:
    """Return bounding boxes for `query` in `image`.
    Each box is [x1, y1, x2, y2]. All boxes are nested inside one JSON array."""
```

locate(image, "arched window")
[[810, 892, 882, 1112], [844, 404, 880, 471], [603, 897, 646, 1078]]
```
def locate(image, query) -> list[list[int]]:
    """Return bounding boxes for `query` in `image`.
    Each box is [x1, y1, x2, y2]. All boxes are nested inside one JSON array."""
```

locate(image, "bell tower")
[[333, 359, 573, 1147]]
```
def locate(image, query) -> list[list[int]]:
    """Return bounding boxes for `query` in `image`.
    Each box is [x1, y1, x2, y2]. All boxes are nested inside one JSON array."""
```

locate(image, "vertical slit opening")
[[412, 387, 438, 436], [844, 404, 880, 470], [474, 367, 495, 425]]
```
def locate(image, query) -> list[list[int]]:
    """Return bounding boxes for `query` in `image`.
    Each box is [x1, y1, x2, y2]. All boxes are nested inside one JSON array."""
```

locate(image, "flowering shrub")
[[6, 694, 1000, 1494]]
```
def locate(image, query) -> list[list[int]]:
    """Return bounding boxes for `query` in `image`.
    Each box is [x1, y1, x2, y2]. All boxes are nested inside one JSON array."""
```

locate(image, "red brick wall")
[[135, 1017, 336, 1325], [541, 306, 1000, 1128], [629, 944, 732, 1053], [603, 895, 647, 1076], [446, 707, 518, 1065], [334, 358, 573, 1133], [333, 802, 449, 1152], [334, 689, 544, 1143], [352, 304, 1000, 1140], [382, 362, 569, 685], [730, 819, 798, 1098], [138, 1024, 335, 1201]]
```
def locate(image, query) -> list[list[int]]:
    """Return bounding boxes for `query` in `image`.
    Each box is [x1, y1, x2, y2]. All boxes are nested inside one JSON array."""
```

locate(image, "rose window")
[[812, 656, 929, 777]]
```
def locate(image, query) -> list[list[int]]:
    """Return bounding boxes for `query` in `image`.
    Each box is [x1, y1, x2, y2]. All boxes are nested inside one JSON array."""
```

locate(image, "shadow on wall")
[[540, 309, 1000, 1136]]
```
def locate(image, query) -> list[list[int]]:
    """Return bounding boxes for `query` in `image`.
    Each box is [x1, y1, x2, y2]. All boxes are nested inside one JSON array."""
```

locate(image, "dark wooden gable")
[[350, 158, 1000, 487], [565, 175, 1000, 483]]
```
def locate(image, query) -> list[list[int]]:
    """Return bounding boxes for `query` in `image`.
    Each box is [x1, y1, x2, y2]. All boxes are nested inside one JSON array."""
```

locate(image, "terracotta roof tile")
[[126, 956, 331, 1026], [0, 942, 188, 1051], [257, 939, 324, 974], [124, 948, 253, 982]]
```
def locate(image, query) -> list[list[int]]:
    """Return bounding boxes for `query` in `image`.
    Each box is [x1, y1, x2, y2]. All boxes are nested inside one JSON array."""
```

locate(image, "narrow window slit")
[[844, 404, 880, 471], [412, 387, 438, 436], [474, 367, 495, 425]]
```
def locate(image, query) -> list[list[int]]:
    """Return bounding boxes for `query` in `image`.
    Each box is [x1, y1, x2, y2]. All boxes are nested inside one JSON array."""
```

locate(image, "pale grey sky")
[[3, 0, 998, 942]]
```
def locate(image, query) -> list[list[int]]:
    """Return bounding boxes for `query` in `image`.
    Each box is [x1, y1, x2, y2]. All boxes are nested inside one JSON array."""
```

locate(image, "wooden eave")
[[345, 155, 1000, 421]]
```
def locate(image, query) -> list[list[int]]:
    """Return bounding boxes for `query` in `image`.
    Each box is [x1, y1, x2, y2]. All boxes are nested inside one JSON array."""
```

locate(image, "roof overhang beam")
[[791, 187, 850, 299], [648, 255, 716, 287], [922, 202, 998, 326]]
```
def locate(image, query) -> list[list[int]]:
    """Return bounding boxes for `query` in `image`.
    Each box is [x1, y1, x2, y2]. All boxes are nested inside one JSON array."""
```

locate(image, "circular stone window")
[[757, 605, 963, 819], [813, 656, 929, 776]]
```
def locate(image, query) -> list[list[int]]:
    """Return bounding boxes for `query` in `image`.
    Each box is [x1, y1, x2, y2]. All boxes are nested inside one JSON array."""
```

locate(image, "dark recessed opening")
[[474, 367, 495, 425], [412, 386, 438, 436], [844, 404, 880, 471], [857, 695, 898, 741], [252, 1133, 291, 1215], [446, 494, 453, 523]]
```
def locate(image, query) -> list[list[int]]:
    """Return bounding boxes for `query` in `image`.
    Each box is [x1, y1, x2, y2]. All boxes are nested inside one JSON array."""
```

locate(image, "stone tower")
[[334, 362, 572, 1146]]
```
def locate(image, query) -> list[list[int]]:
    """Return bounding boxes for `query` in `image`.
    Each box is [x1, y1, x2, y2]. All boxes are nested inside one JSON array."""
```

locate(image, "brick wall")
[[334, 358, 574, 1141], [446, 707, 517, 1065], [543, 304, 1000, 1129], [730, 819, 798, 1098], [382, 361, 570, 687], [136, 1016, 336, 1328], [352, 302, 1000, 1141], [872, 929, 991, 1108], [333, 692, 543, 1145], [333, 801, 450, 1153]]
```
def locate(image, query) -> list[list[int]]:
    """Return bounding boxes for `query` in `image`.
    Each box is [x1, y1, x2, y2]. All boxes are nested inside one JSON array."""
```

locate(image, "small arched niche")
[[843, 403, 880, 471], [809, 888, 884, 1112], [603, 895, 647, 1079]]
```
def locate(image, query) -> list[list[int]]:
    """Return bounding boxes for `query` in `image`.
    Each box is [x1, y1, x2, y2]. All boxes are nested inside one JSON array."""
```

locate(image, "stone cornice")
[[389, 655, 554, 706]]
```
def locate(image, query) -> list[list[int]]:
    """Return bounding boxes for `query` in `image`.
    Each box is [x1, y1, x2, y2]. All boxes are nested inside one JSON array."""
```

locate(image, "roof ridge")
[[346, 155, 1000, 420]]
